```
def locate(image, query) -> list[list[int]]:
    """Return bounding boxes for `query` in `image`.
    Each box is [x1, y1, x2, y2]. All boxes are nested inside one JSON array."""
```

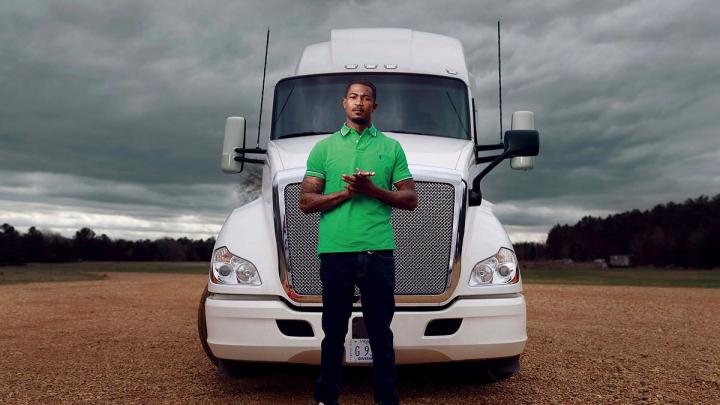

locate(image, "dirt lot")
[[1, 273, 718, 404]]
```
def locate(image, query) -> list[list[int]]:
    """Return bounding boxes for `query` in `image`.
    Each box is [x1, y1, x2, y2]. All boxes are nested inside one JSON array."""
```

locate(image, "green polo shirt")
[[305, 123, 413, 254]]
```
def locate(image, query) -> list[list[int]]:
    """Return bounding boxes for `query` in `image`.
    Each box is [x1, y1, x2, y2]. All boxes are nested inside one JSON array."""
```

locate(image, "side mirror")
[[221, 117, 246, 173], [469, 110, 541, 206], [508, 111, 538, 170], [504, 130, 539, 157]]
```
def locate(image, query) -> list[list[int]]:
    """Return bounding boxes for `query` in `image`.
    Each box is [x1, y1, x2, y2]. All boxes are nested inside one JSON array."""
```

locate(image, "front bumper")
[[205, 294, 527, 365]]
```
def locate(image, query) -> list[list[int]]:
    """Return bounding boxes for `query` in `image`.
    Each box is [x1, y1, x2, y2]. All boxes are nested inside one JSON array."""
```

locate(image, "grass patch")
[[521, 261, 720, 288], [0, 262, 207, 285]]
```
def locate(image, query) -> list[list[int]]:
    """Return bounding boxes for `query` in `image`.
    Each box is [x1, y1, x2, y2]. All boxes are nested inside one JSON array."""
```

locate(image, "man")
[[299, 79, 417, 405]]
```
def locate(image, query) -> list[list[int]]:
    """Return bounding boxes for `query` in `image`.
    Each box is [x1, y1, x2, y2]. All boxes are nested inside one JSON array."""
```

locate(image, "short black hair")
[[345, 79, 377, 101]]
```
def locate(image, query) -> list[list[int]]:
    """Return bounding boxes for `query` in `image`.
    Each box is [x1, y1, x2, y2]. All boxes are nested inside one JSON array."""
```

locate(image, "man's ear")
[[373, 103, 378, 111], [342, 98, 347, 109]]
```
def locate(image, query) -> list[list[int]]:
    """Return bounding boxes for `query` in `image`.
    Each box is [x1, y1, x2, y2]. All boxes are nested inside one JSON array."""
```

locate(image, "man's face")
[[342, 84, 376, 125]]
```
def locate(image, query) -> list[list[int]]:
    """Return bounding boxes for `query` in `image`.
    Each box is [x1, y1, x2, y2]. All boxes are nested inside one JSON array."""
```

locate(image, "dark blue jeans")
[[314, 250, 399, 405]]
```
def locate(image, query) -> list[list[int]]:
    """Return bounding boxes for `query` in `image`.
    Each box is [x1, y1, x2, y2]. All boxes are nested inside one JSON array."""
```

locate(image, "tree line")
[[3, 194, 719, 267], [0, 225, 215, 265], [515, 194, 720, 268]]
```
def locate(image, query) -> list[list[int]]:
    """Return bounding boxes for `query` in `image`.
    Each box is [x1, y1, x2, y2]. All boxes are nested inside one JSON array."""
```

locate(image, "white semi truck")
[[198, 28, 540, 379]]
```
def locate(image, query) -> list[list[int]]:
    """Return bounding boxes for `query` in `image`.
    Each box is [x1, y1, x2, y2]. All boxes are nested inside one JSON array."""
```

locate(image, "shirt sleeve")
[[305, 141, 326, 180], [392, 143, 413, 184]]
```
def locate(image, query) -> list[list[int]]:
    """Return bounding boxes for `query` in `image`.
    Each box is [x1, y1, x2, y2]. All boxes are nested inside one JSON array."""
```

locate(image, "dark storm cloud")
[[1, 0, 718, 240], [1, 1, 269, 183]]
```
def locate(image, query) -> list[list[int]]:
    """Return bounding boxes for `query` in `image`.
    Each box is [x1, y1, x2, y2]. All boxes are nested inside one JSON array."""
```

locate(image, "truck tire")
[[485, 355, 520, 382], [197, 286, 258, 377], [486, 368, 515, 382], [197, 285, 219, 367], [217, 359, 256, 377]]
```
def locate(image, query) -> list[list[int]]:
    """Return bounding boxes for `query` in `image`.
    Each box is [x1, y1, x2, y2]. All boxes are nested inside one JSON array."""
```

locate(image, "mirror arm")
[[475, 153, 502, 164], [475, 143, 504, 152], [469, 149, 510, 206], [234, 147, 267, 154], [233, 147, 266, 165], [469, 143, 505, 206], [234, 156, 265, 164]]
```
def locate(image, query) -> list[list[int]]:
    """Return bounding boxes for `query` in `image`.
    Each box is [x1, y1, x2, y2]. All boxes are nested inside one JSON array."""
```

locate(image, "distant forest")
[[2, 194, 719, 267], [0, 225, 214, 265], [515, 194, 720, 268]]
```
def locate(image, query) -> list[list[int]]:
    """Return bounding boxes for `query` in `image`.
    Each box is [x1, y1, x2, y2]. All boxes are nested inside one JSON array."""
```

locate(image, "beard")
[[350, 116, 369, 125]]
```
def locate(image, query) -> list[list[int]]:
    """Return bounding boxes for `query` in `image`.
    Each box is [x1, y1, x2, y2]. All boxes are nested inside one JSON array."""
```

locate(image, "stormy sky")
[[1, 0, 718, 242]]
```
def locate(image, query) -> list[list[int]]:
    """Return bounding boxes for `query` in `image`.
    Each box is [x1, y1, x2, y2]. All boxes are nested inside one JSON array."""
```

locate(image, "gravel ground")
[[1, 273, 718, 404]]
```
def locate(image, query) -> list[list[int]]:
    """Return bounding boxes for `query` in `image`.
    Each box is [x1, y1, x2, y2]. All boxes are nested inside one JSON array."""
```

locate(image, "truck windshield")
[[271, 73, 470, 140]]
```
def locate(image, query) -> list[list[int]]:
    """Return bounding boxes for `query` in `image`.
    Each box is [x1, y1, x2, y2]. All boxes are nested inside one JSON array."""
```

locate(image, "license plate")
[[346, 338, 373, 363], [346, 317, 373, 363]]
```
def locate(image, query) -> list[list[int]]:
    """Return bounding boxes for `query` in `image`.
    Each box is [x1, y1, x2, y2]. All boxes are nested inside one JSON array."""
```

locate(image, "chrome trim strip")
[[208, 293, 281, 301], [272, 169, 302, 301]]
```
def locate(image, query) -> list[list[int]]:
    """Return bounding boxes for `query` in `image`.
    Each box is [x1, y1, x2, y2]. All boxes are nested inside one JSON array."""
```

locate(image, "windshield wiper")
[[279, 131, 328, 139], [272, 86, 295, 125], [445, 92, 469, 137]]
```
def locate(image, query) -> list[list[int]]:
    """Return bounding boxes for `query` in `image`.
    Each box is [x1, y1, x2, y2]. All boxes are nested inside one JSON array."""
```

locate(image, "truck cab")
[[199, 28, 540, 377]]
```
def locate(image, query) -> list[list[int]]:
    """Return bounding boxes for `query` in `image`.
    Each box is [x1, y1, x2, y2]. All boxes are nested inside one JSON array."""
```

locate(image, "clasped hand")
[[341, 168, 378, 197]]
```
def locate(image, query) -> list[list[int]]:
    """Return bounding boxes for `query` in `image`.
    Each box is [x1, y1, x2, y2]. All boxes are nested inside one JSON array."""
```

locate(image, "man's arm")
[[372, 178, 418, 211], [299, 175, 352, 214], [342, 172, 418, 211]]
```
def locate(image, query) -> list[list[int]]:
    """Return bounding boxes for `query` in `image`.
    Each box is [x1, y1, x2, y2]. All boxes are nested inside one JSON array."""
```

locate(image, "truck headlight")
[[469, 247, 519, 286], [210, 246, 261, 286]]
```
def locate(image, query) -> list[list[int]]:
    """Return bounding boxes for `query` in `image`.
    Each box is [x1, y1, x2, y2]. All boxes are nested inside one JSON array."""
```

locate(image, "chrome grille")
[[283, 181, 456, 296]]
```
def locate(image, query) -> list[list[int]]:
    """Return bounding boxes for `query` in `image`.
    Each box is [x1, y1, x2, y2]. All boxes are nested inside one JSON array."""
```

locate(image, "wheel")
[[197, 285, 219, 366], [486, 368, 515, 382], [485, 355, 520, 382], [197, 286, 260, 376], [217, 359, 256, 377]]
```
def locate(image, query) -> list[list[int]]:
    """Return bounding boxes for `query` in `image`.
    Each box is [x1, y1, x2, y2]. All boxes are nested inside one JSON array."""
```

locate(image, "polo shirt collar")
[[340, 122, 377, 137]]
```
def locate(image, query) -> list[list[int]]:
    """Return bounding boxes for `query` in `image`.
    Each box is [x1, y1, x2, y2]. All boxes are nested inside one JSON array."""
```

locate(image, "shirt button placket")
[[353, 134, 359, 169]]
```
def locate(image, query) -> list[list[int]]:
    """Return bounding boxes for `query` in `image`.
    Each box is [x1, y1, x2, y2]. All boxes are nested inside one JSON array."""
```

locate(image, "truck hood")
[[271, 132, 471, 171]]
